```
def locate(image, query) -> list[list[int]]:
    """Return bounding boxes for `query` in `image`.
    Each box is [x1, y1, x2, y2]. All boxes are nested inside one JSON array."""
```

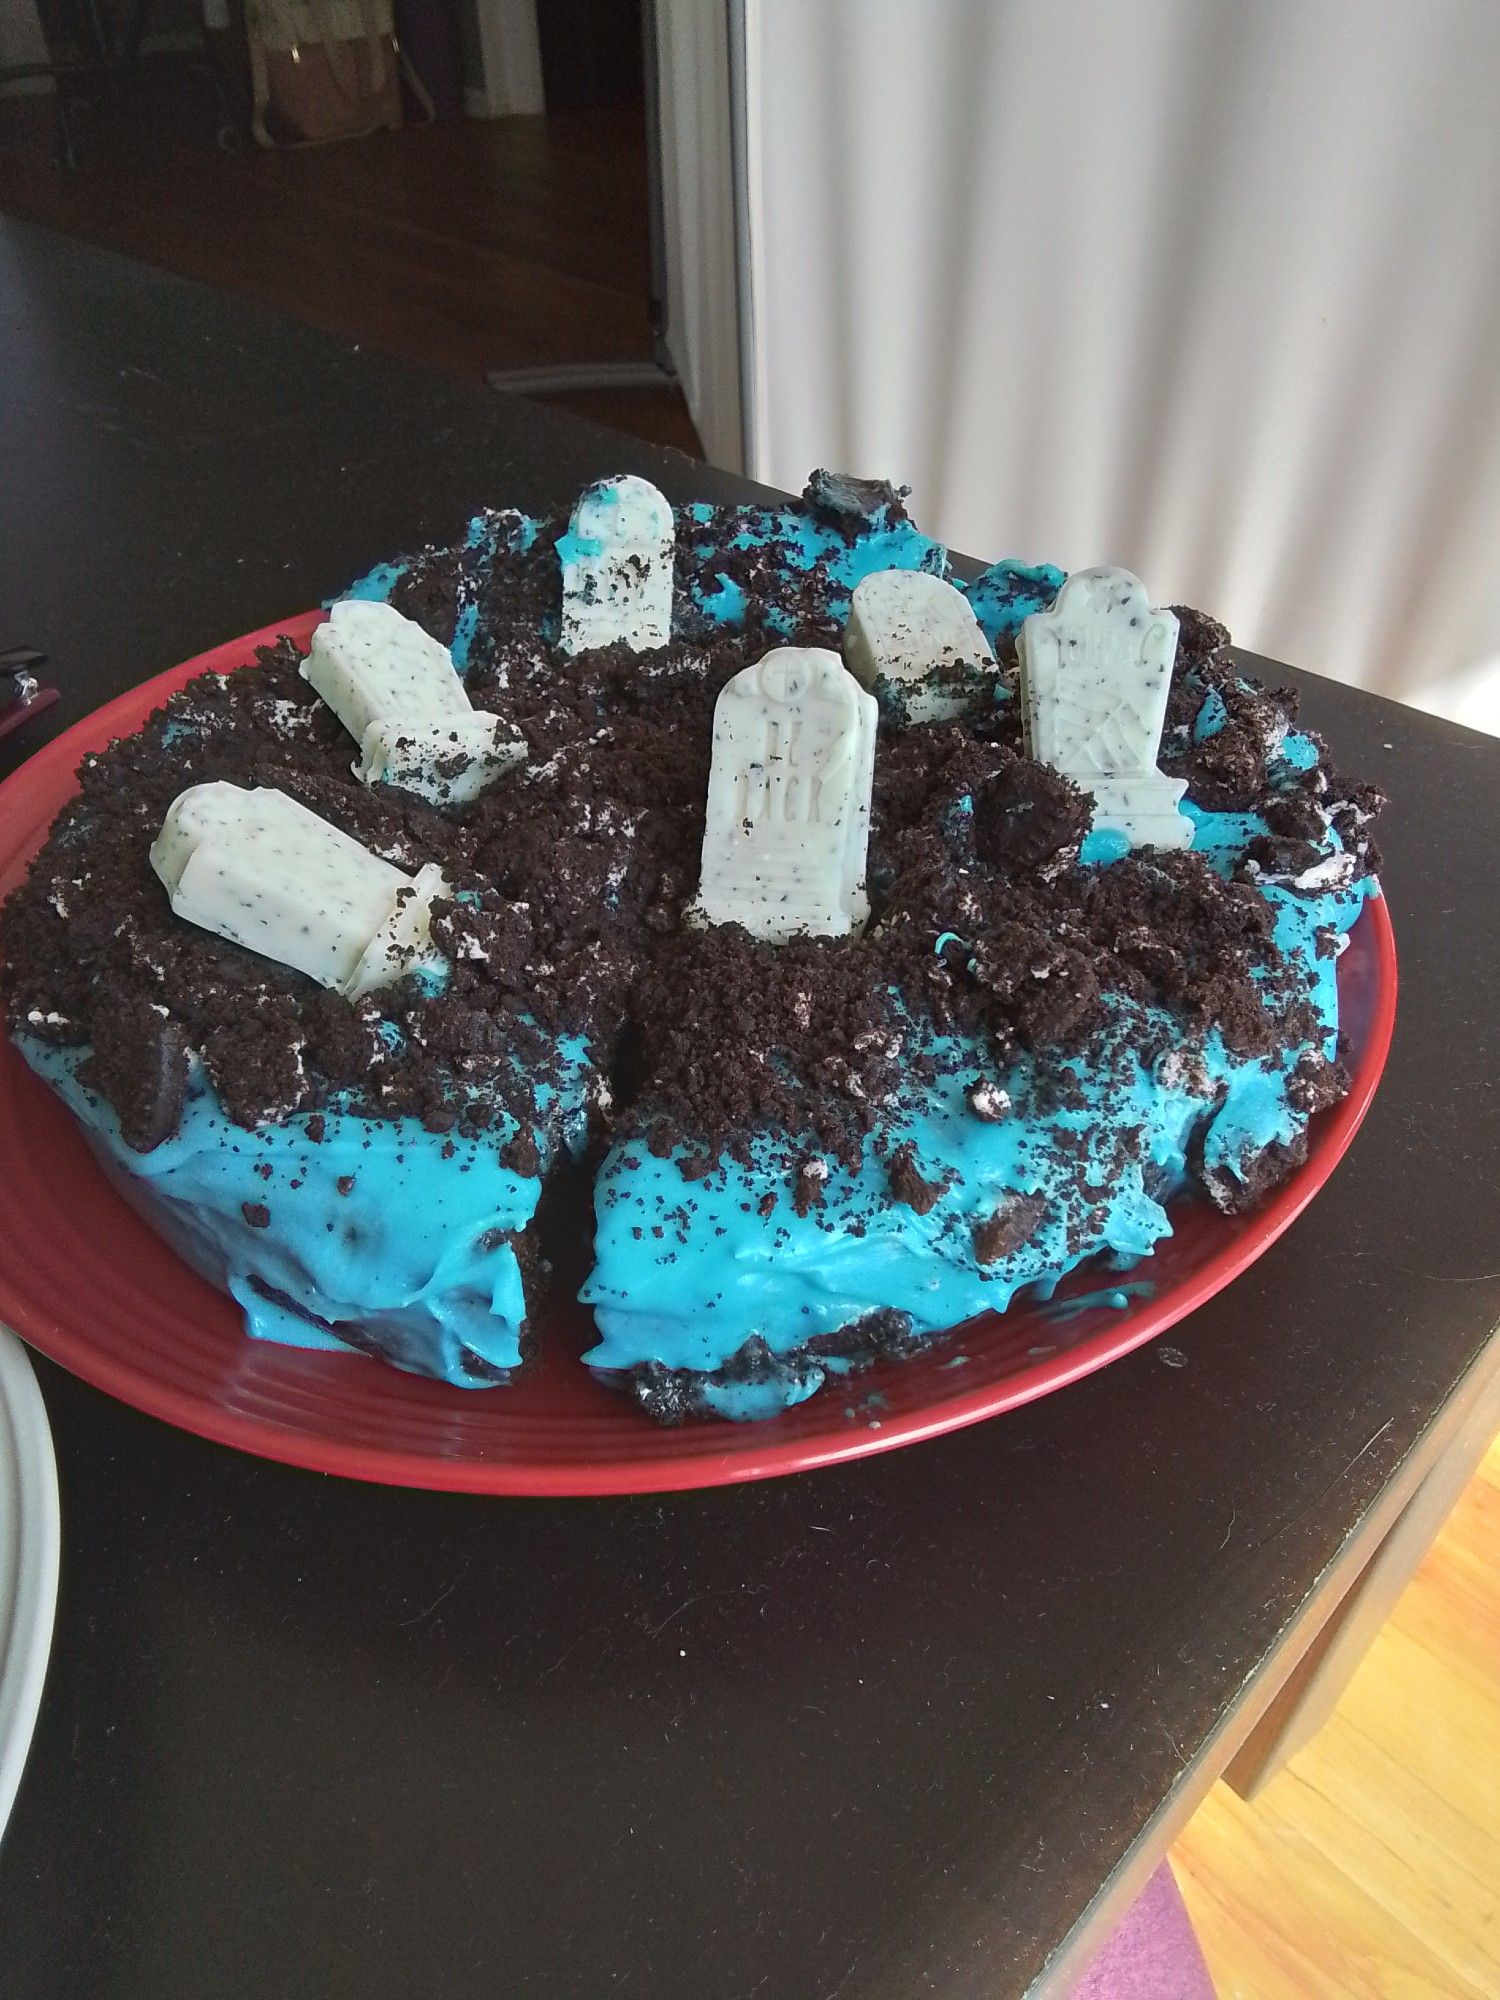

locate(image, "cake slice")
[[580, 698, 1379, 1421], [23, 1033, 592, 1385]]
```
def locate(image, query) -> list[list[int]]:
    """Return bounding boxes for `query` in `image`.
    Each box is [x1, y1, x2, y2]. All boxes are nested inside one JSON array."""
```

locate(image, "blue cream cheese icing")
[[580, 747, 1377, 1419], [19, 1032, 593, 1386]]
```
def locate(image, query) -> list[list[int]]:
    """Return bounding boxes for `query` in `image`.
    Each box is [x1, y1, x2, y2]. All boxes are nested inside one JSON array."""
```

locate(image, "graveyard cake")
[[3, 472, 1383, 1420]]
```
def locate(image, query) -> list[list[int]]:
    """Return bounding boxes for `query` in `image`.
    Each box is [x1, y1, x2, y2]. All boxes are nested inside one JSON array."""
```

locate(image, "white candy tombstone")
[[558, 474, 675, 654], [1017, 567, 1193, 850], [693, 648, 878, 942], [844, 569, 997, 724], [149, 781, 449, 1002], [302, 600, 524, 808]]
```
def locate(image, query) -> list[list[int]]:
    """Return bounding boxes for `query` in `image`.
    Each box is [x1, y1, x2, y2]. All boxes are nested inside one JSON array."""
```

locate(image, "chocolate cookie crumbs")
[[78, 999, 188, 1154], [973, 1194, 1048, 1265], [793, 1157, 830, 1216], [886, 1142, 948, 1215], [628, 1304, 933, 1422], [801, 468, 912, 539]]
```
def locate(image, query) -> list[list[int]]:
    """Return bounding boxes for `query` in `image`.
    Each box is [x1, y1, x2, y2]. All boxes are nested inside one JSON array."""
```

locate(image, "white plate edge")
[[0, 1325, 60, 1842]]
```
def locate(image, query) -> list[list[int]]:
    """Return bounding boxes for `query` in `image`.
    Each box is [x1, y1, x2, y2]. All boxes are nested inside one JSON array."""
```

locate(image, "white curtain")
[[662, 0, 1500, 728], [655, 0, 745, 470]]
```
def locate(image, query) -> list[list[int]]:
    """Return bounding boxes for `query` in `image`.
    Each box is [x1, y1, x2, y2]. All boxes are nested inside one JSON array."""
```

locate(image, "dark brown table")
[[1, 217, 1497, 2000]]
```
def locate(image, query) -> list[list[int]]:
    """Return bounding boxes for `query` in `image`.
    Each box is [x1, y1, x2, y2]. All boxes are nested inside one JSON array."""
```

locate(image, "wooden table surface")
[[1, 218, 1497, 2000]]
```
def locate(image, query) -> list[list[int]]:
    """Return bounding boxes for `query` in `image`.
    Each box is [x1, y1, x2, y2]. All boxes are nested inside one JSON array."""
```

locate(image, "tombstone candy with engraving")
[[558, 474, 676, 655], [843, 569, 998, 724], [303, 600, 525, 807], [150, 781, 449, 1001], [1017, 566, 1193, 851], [693, 648, 878, 942]]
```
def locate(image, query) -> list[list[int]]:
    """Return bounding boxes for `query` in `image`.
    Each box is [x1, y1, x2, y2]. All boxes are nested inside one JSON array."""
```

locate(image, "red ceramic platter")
[[0, 616, 1398, 1494]]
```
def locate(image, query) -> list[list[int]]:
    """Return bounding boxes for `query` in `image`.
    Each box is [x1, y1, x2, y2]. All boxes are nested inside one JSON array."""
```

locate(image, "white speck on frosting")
[[1156, 1047, 1212, 1096], [1292, 852, 1356, 891], [966, 1079, 1012, 1121]]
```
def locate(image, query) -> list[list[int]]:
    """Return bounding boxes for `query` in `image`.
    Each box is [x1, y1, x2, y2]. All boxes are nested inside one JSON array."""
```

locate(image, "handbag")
[[247, 0, 434, 149]]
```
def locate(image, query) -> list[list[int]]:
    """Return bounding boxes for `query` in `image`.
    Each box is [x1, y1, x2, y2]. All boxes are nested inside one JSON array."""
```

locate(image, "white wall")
[[730, 0, 1500, 726]]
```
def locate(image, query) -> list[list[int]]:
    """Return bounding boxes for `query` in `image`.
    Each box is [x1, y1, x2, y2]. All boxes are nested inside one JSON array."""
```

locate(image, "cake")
[[2, 472, 1383, 1421]]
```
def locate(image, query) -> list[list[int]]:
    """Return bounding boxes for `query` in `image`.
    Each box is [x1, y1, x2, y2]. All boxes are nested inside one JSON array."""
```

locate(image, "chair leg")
[[197, 16, 245, 150], [52, 87, 80, 169], [80, 0, 117, 65], [1225, 1372, 1500, 1799]]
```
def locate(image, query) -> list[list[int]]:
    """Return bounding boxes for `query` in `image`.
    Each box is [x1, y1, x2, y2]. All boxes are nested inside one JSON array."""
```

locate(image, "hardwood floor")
[[0, 64, 702, 454], [1171, 1434, 1500, 1999]]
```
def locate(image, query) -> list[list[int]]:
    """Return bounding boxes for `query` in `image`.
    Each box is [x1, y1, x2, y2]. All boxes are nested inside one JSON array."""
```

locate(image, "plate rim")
[[0, 616, 1399, 1495]]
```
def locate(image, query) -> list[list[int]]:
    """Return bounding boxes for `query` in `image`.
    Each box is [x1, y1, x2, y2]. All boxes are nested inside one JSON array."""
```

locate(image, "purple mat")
[[1067, 1862, 1215, 1998]]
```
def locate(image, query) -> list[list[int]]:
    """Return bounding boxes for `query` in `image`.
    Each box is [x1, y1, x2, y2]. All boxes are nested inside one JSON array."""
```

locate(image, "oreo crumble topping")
[[3, 502, 1383, 1400]]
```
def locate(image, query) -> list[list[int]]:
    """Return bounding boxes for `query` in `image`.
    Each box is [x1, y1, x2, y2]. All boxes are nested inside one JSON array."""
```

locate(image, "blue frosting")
[[341, 559, 405, 606], [678, 499, 948, 636], [1043, 1281, 1154, 1321], [1193, 686, 1230, 741], [21, 1033, 594, 1387], [581, 720, 1378, 1416], [1079, 826, 1134, 867], [1278, 730, 1321, 773], [959, 558, 1065, 650]]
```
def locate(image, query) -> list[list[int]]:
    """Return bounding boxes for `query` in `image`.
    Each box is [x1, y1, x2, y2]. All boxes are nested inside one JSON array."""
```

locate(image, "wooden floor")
[[0, 63, 702, 455], [1171, 1434, 1500, 1999]]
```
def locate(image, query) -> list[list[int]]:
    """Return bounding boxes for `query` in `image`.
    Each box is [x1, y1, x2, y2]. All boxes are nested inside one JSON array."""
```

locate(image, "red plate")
[[0, 617, 1398, 1494]]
